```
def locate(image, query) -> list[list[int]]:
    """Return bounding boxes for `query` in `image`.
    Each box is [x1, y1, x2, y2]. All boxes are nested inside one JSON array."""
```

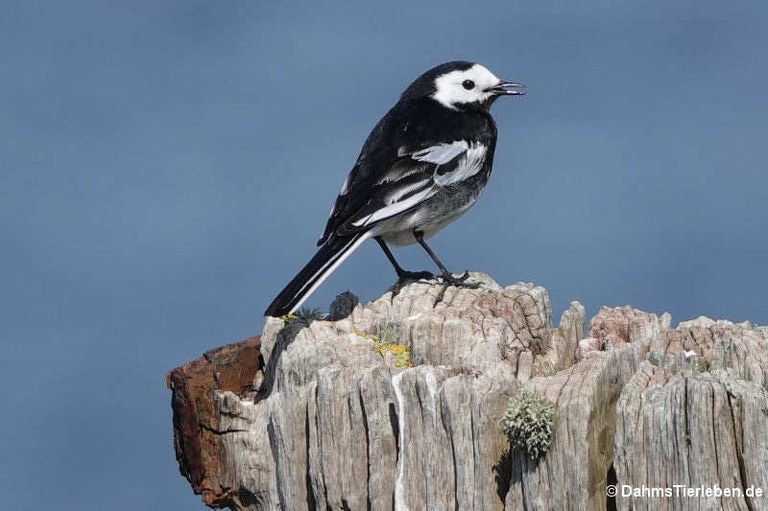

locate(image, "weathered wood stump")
[[167, 274, 768, 510]]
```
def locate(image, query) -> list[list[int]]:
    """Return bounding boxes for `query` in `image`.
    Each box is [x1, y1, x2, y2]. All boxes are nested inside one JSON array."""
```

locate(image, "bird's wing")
[[318, 98, 492, 245], [332, 139, 474, 235]]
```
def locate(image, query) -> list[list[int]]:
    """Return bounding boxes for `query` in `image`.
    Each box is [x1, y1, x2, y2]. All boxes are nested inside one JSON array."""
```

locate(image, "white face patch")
[[431, 64, 501, 109]]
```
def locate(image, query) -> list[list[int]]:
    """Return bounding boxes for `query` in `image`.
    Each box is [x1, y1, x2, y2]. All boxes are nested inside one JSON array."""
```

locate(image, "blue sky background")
[[2, 1, 767, 508]]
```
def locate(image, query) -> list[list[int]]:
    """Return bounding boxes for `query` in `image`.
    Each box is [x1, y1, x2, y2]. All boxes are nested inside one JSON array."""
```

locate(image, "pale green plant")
[[502, 389, 556, 459]]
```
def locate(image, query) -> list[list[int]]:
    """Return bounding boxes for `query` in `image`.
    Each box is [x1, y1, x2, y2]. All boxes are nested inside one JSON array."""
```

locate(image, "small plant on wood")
[[377, 321, 401, 344], [502, 389, 556, 460]]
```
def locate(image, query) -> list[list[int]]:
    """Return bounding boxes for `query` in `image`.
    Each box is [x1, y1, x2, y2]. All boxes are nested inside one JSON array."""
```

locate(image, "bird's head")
[[401, 61, 525, 111]]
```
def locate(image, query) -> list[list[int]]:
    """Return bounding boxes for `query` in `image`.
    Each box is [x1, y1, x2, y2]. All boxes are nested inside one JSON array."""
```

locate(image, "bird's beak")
[[485, 81, 527, 96]]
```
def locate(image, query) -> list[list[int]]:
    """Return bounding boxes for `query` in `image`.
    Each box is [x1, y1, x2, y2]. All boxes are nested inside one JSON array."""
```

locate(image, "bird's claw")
[[396, 270, 435, 282], [438, 271, 480, 288], [390, 270, 435, 300]]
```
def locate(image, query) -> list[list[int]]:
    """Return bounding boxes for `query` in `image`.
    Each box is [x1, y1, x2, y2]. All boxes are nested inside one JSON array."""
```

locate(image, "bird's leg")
[[413, 230, 479, 288], [376, 236, 433, 300], [375, 237, 434, 282]]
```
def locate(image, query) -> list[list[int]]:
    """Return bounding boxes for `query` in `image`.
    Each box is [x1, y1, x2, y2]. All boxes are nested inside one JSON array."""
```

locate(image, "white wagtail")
[[265, 61, 525, 317]]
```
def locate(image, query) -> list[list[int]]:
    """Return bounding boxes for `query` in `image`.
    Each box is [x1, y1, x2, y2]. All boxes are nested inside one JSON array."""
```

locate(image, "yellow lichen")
[[373, 341, 413, 368], [351, 328, 412, 367], [351, 328, 379, 341]]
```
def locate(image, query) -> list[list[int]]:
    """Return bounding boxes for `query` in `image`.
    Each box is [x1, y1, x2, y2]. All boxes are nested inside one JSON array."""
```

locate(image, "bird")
[[265, 61, 525, 317]]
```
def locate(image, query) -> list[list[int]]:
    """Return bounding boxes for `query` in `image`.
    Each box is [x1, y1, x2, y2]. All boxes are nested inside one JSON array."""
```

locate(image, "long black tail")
[[264, 232, 370, 317]]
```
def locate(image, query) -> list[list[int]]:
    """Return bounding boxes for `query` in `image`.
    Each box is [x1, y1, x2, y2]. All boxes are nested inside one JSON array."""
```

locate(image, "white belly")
[[375, 197, 476, 246]]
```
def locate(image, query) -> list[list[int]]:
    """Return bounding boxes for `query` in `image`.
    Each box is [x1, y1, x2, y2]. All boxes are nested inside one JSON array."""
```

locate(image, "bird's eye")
[[462, 79, 475, 90]]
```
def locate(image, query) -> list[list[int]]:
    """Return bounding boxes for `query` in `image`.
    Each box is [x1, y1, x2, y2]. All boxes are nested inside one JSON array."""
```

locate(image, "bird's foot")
[[397, 269, 435, 282], [438, 271, 480, 288], [390, 270, 435, 300]]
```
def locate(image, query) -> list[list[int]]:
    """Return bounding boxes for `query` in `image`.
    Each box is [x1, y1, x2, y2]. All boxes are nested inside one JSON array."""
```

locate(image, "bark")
[[167, 274, 768, 510]]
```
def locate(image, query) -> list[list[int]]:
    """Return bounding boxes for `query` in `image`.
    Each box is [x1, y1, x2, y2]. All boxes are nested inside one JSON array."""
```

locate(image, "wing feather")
[[411, 140, 469, 165]]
